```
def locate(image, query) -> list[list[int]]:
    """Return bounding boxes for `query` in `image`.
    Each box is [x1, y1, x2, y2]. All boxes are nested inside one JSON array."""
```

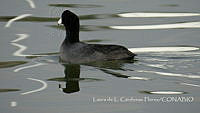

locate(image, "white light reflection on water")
[[21, 78, 47, 95], [10, 101, 17, 107], [128, 76, 150, 80], [137, 70, 200, 79], [149, 91, 185, 95], [128, 47, 199, 53], [11, 34, 48, 57], [14, 62, 46, 72], [11, 34, 29, 43], [118, 12, 200, 18], [110, 21, 200, 30], [25, 0, 36, 8], [142, 64, 168, 69], [4, 14, 32, 28], [11, 43, 28, 57], [180, 83, 200, 88]]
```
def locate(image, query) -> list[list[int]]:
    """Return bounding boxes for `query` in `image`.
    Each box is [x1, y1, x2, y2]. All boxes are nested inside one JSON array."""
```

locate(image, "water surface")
[[0, 0, 200, 113]]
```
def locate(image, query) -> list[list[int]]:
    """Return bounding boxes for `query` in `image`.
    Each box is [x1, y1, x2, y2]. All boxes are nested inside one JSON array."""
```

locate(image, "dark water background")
[[0, 0, 200, 113]]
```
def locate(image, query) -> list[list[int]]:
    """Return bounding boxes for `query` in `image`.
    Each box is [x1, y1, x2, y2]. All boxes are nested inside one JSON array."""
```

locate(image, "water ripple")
[[128, 47, 199, 53], [4, 14, 32, 28], [118, 12, 200, 18], [11, 34, 29, 43], [47, 77, 104, 82], [100, 68, 151, 80], [25, 0, 36, 8], [11, 34, 48, 57], [48, 4, 102, 8], [21, 78, 47, 95], [128, 76, 151, 80], [180, 83, 200, 87], [141, 91, 186, 95], [110, 21, 200, 30], [0, 89, 20, 93], [0, 61, 27, 68], [137, 70, 200, 79], [11, 43, 28, 57], [10, 34, 29, 57], [142, 63, 167, 69], [14, 62, 46, 72], [1, 12, 200, 24]]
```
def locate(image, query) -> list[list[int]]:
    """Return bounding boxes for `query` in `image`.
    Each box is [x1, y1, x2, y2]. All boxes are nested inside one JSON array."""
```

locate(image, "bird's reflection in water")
[[60, 64, 80, 94], [48, 59, 135, 94], [86, 59, 135, 70]]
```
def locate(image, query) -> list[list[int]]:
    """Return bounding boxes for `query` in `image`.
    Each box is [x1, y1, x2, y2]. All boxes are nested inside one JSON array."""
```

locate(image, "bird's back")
[[60, 42, 135, 63], [89, 44, 135, 60]]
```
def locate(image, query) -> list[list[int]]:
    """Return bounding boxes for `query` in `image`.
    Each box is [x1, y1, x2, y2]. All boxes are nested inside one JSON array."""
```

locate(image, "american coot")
[[58, 10, 136, 63]]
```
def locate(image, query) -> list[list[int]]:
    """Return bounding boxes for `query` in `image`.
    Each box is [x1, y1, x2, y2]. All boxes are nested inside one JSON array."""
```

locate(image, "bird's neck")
[[64, 27, 80, 44]]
